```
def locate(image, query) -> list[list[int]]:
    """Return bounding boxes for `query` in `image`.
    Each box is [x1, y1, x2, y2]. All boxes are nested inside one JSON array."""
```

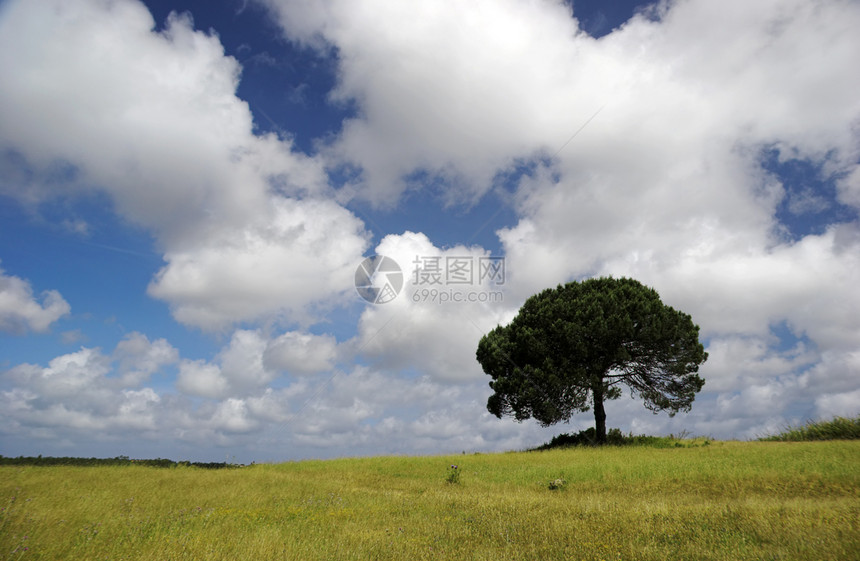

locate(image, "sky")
[[1, 0, 859, 463]]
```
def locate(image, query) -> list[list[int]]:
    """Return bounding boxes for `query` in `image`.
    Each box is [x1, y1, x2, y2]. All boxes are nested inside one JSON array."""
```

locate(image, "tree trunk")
[[592, 383, 607, 444]]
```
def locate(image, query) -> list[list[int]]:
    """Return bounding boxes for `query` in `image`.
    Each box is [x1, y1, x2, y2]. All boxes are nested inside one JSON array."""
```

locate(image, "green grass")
[[759, 415, 860, 441], [2, 441, 858, 560]]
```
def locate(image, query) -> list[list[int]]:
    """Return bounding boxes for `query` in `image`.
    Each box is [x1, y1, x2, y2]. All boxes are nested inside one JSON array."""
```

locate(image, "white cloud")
[[148, 197, 368, 329], [116, 388, 161, 430], [2, 345, 164, 438], [246, 388, 292, 423], [1, 335, 283, 448], [176, 360, 228, 399], [800, 349, 860, 397], [348, 231, 514, 383], [210, 398, 259, 434], [250, 365, 554, 455], [113, 332, 179, 386], [218, 330, 274, 393], [3, 0, 860, 460], [260, 0, 860, 208], [641, 229, 860, 343], [0, 266, 70, 334], [263, 331, 339, 375], [716, 380, 800, 419], [815, 389, 860, 420], [7, 347, 111, 400], [0, 0, 369, 329], [837, 165, 860, 208], [1, 338, 557, 460], [1, 0, 265, 234], [702, 335, 818, 393], [260, 0, 601, 206], [263, 0, 860, 442], [176, 330, 276, 398]]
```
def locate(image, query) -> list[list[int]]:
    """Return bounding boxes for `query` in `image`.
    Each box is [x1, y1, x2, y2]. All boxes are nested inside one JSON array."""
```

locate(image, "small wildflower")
[[446, 464, 461, 484]]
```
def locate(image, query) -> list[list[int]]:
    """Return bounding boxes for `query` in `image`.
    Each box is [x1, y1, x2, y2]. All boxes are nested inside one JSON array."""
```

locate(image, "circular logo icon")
[[355, 255, 403, 304]]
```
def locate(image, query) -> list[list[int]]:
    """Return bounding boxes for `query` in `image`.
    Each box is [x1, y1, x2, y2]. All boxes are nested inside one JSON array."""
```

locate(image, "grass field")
[[1, 440, 858, 560]]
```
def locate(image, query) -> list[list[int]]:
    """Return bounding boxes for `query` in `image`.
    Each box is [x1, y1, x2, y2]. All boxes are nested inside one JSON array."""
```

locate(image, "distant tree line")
[[0, 455, 242, 469]]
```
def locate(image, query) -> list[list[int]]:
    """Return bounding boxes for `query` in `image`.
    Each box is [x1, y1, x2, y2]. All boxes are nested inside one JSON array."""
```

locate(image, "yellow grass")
[[1, 441, 858, 560]]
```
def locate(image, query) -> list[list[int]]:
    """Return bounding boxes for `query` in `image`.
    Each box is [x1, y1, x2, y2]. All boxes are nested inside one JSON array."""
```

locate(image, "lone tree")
[[476, 277, 707, 443]]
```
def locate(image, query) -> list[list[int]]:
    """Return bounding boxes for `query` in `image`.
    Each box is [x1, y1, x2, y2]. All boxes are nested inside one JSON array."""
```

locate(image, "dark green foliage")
[[477, 277, 707, 443], [0, 455, 239, 469], [533, 428, 635, 449], [532, 428, 710, 450], [758, 415, 860, 441], [534, 427, 619, 448]]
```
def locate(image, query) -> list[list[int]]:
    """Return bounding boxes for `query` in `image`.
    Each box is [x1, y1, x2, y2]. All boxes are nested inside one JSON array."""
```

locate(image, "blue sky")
[[1, 0, 859, 463]]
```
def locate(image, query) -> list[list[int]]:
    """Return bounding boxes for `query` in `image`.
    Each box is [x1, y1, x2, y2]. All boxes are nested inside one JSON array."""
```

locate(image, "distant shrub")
[[532, 427, 707, 451], [541, 428, 596, 448], [758, 416, 860, 441]]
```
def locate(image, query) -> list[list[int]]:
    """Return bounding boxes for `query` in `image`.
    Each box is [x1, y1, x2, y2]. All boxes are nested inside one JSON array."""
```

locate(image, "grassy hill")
[[2, 440, 858, 560]]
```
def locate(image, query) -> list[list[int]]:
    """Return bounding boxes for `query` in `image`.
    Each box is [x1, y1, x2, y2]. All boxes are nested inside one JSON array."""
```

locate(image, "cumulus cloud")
[[3, 0, 859, 460], [114, 332, 179, 386], [0, 334, 556, 459], [263, 331, 339, 375], [176, 330, 274, 398], [0, 0, 369, 328], [1, 333, 287, 448], [260, 0, 859, 207], [815, 389, 860, 419], [176, 360, 229, 400], [701, 335, 818, 393], [7, 347, 111, 401], [2, 0, 264, 234], [837, 166, 860, 208], [348, 231, 513, 383], [0, 266, 70, 334], [260, 0, 596, 206], [258, 0, 860, 436], [148, 197, 368, 329], [2, 333, 177, 420], [2, 347, 143, 439], [250, 366, 553, 455]]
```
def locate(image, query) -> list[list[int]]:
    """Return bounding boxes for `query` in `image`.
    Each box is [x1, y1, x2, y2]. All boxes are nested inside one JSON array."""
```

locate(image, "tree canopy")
[[476, 277, 707, 443]]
